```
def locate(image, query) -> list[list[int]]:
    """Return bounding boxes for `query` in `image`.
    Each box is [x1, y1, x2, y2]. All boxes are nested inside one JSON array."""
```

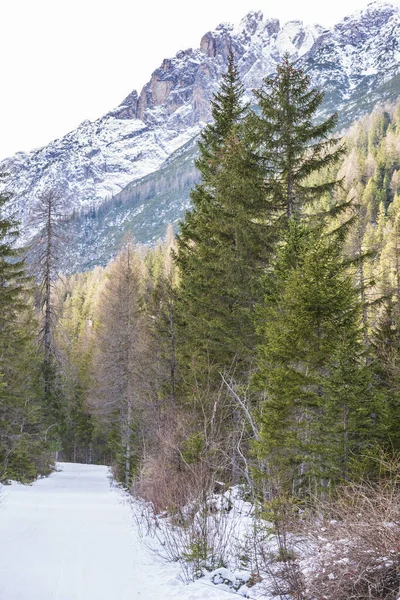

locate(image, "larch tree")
[[30, 189, 64, 361], [29, 189, 66, 436], [55, 269, 104, 464], [90, 242, 147, 485]]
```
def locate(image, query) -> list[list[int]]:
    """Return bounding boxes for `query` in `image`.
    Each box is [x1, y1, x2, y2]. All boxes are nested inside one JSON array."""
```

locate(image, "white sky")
[[1, 0, 398, 160]]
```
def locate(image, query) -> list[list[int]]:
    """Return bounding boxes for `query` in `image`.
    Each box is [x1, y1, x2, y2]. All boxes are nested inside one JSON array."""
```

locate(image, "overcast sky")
[[1, 0, 398, 160]]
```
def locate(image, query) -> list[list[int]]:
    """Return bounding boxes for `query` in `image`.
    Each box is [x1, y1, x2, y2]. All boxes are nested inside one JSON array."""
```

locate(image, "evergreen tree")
[[176, 51, 247, 268], [176, 54, 346, 379], [371, 301, 400, 452], [370, 194, 400, 453], [195, 50, 247, 187], [254, 221, 378, 495], [0, 306, 47, 481], [0, 194, 27, 328], [56, 274, 96, 463], [148, 226, 178, 412], [251, 53, 346, 224], [249, 56, 382, 496], [0, 193, 50, 481], [175, 52, 267, 376]]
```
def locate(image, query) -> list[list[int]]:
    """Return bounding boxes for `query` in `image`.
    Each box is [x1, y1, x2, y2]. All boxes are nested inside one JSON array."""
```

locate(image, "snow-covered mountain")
[[2, 1, 400, 267]]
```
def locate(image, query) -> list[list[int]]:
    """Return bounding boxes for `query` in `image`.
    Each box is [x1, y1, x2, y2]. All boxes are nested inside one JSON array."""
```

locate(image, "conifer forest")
[[2, 54, 400, 599]]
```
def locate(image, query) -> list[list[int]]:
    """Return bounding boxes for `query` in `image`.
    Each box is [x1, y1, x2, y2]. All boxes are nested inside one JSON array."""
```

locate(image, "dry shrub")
[[252, 496, 308, 600], [133, 413, 215, 514], [134, 475, 248, 582], [134, 377, 242, 513], [132, 403, 247, 582], [302, 461, 400, 600], [135, 452, 213, 514]]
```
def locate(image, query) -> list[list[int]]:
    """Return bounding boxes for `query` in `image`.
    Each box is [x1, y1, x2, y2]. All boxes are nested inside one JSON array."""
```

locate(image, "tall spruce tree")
[[371, 301, 400, 452], [0, 195, 27, 329], [176, 52, 266, 376], [251, 53, 346, 225], [148, 226, 178, 413], [253, 221, 379, 495], [0, 193, 49, 481], [248, 55, 359, 496]]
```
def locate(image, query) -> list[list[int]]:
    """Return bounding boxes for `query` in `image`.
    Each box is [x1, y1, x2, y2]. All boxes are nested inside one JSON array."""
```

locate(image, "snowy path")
[[0, 463, 231, 600]]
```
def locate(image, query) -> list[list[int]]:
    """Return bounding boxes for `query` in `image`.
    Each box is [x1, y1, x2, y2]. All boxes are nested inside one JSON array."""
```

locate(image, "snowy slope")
[[0, 13, 321, 244], [302, 2, 400, 121], [0, 463, 230, 600], [2, 1, 400, 255]]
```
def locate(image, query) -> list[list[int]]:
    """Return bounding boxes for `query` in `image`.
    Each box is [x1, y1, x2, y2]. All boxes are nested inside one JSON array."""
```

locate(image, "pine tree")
[[195, 50, 247, 187], [371, 194, 400, 453], [176, 51, 247, 264], [371, 302, 400, 452], [251, 53, 346, 224], [0, 193, 49, 481], [148, 226, 178, 412], [0, 194, 27, 329], [0, 306, 47, 481], [247, 56, 392, 496], [253, 221, 377, 495], [175, 52, 268, 376]]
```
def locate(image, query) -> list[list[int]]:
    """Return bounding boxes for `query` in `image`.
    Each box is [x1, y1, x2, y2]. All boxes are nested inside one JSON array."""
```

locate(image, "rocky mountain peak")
[[2, 2, 400, 260], [200, 25, 233, 59], [237, 10, 265, 36], [334, 0, 399, 39]]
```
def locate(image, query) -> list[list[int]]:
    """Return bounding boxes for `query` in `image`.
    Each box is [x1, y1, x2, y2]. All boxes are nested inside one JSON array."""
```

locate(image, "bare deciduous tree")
[[30, 189, 65, 362], [90, 241, 147, 485]]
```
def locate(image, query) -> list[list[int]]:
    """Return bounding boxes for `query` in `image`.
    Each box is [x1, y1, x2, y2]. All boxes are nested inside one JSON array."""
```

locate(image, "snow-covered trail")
[[0, 463, 230, 600]]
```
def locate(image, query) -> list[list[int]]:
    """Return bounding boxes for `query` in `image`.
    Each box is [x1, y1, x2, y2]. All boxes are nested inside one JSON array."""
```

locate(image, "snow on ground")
[[0, 463, 232, 600]]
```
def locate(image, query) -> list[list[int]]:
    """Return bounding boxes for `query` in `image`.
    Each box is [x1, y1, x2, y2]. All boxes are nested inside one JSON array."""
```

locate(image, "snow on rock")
[[0, 463, 231, 600], [207, 567, 251, 592], [0, 113, 202, 245], [303, 1, 400, 112]]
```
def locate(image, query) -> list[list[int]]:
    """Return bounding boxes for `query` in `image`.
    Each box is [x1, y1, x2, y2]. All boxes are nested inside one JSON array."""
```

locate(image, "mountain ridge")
[[2, 1, 400, 269]]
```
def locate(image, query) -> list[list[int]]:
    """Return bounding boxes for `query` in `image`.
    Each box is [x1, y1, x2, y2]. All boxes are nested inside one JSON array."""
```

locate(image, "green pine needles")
[[252, 53, 346, 223], [0, 192, 52, 481], [175, 52, 382, 496]]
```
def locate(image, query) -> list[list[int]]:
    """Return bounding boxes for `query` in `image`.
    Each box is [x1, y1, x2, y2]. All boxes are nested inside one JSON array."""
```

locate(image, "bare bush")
[[302, 462, 400, 600], [135, 451, 212, 514], [134, 374, 246, 512], [134, 480, 249, 582], [133, 409, 215, 513], [247, 496, 307, 600]]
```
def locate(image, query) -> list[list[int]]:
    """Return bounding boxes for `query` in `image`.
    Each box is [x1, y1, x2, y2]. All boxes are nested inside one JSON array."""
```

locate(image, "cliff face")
[[114, 13, 321, 126], [2, 2, 400, 262]]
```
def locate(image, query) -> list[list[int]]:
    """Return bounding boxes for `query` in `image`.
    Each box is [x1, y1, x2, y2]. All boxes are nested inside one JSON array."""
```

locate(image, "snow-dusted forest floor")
[[0, 463, 231, 600]]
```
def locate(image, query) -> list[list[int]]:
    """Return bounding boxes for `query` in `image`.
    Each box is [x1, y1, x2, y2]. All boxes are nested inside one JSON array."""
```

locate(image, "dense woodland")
[[2, 53, 400, 595]]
